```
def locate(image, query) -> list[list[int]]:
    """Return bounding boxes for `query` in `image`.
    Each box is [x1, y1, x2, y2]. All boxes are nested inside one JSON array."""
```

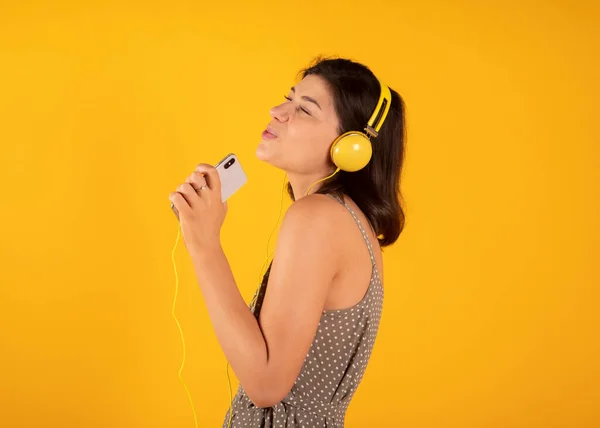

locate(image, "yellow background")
[[1, 0, 598, 427]]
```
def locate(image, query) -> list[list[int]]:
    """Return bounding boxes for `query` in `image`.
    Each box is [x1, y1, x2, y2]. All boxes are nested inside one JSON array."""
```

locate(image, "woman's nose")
[[270, 104, 289, 122]]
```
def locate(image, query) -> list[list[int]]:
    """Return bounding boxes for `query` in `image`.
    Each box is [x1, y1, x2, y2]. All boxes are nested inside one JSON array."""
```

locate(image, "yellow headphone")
[[329, 77, 393, 172]]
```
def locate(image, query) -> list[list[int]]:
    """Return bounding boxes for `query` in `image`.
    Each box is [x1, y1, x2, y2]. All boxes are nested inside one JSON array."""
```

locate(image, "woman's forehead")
[[293, 75, 334, 108]]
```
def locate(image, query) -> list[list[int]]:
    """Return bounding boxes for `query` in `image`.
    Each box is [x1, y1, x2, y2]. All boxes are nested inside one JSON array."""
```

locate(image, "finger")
[[176, 182, 199, 207], [195, 163, 221, 197], [169, 192, 191, 219], [187, 171, 208, 193]]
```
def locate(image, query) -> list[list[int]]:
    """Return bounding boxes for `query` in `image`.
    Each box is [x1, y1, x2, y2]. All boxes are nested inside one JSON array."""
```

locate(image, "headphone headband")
[[365, 78, 392, 139]]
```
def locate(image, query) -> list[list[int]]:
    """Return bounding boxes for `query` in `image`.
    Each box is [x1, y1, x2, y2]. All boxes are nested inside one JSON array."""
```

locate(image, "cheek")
[[285, 129, 334, 171], [288, 122, 334, 152]]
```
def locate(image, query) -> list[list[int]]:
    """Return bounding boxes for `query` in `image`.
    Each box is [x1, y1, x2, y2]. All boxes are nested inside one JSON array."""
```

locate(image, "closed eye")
[[284, 95, 312, 116]]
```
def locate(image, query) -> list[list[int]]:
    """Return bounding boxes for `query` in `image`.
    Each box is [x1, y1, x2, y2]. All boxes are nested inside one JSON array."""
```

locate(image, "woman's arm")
[[189, 194, 341, 408]]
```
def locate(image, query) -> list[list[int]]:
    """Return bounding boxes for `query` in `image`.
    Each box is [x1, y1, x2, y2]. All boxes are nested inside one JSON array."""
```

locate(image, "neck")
[[286, 170, 333, 200]]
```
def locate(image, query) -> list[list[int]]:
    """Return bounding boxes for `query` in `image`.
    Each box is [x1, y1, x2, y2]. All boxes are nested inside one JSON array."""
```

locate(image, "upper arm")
[[246, 195, 342, 407]]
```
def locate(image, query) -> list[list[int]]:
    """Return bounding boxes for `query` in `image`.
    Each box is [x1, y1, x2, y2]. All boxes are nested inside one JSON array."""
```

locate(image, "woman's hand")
[[169, 164, 227, 254]]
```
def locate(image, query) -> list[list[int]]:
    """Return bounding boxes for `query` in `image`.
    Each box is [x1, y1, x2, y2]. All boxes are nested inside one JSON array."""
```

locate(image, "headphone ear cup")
[[330, 132, 373, 172]]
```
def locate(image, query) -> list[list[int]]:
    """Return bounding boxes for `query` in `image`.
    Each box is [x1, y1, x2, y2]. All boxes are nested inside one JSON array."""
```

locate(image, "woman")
[[169, 56, 406, 427]]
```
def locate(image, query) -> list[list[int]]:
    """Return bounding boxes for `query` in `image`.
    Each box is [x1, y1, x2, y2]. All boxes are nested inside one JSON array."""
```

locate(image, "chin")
[[256, 144, 287, 170], [256, 138, 281, 159], [255, 142, 270, 162]]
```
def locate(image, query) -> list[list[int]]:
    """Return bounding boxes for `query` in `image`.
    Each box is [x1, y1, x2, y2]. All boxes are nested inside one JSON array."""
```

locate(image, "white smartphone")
[[171, 153, 247, 219], [215, 153, 247, 202]]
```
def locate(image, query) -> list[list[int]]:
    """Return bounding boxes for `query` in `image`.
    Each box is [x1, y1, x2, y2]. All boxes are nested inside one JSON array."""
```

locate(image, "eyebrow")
[[290, 87, 322, 110]]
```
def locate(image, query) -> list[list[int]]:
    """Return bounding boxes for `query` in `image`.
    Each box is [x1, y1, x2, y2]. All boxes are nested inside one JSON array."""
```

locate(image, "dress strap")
[[325, 194, 377, 266]]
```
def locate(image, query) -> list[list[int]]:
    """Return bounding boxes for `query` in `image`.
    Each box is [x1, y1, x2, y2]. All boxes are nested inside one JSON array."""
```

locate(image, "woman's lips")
[[262, 129, 277, 140]]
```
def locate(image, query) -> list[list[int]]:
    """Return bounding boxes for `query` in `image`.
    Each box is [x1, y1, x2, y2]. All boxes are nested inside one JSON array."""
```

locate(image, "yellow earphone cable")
[[305, 167, 340, 196], [171, 223, 199, 428]]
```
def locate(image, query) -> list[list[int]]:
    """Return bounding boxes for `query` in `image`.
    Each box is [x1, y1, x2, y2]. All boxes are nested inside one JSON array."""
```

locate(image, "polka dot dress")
[[223, 194, 384, 428]]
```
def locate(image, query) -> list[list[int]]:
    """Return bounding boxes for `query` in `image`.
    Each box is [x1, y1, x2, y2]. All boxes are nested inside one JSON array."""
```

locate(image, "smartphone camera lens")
[[224, 158, 236, 169]]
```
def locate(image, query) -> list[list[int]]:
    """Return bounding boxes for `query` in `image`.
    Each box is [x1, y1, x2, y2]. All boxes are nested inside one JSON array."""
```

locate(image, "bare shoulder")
[[282, 193, 347, 232]]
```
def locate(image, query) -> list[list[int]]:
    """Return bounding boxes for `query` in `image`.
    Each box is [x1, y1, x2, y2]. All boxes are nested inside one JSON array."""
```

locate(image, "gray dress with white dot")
[[223, 194, 384, 428]]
